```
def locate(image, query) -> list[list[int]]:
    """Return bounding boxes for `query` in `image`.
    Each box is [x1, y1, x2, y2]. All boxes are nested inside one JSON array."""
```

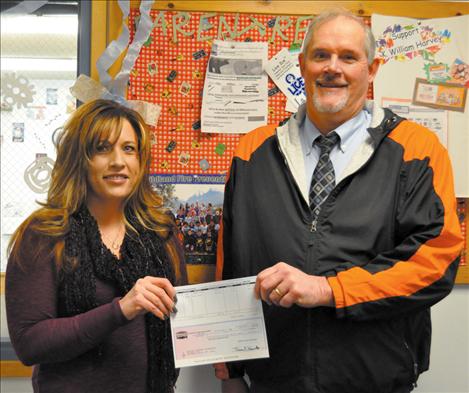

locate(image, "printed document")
[[201, 40, 268, 134], [382, 97, 448, 147], [170, 276, 269, 367], [265, 48, 306, 112]]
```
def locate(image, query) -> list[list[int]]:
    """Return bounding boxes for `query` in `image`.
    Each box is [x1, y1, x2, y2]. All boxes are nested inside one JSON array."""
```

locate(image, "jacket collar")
[[276, 101, 401, 204]]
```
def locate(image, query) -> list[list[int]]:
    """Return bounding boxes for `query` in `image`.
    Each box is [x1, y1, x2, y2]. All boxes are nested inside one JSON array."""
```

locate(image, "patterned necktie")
[[309, 132, 340, 217]]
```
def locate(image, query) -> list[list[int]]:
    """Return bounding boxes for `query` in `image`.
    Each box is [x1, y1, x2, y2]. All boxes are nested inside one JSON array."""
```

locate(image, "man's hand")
[[213, 363, 249, 393], [213, 363, 229, 380], [254, 262, 334, 308]]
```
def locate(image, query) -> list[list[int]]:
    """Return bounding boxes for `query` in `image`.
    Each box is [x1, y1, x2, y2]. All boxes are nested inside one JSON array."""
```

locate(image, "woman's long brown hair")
[[8, 99, 182, 281]]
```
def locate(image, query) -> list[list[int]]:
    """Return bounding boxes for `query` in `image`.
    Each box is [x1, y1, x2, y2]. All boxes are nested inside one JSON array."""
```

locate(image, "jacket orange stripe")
[[217, 125, 277, 280], [233, 124, 277, 162], [223, 125, 277, 185], [215, 220, 224, 281], [328, 121, 463, 309]]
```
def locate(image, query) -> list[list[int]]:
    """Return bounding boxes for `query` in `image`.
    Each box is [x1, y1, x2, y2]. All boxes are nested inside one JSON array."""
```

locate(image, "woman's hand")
[[119, 276, 177, 320]]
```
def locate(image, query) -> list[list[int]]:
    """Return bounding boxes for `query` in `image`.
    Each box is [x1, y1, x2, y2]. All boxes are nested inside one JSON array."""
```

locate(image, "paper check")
[[170, 276, 269, 368]]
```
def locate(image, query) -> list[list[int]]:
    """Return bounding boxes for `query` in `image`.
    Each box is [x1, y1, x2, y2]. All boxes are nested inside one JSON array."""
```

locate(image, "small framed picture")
[[46, 88, 58, 105], [178, 151, 190, 166], [12, 122, 24, 142], [449, 59, 469, 86], [179, 81, 191, 96], [412, 78, 467, 112]]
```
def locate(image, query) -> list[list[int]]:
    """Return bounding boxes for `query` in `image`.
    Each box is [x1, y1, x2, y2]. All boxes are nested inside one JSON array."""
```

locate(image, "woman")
[[6, 99, 187, 393]]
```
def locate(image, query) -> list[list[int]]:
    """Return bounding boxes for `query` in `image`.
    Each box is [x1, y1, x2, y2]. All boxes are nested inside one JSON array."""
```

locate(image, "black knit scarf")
[[59, 206, 177, 393]]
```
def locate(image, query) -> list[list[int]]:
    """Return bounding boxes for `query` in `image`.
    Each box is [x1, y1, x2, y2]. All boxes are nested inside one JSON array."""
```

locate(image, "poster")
[[372, 14, 469, 197], [201, 40, 268, 134]]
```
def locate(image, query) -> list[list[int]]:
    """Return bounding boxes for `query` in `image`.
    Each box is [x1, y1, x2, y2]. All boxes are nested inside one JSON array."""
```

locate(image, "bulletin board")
[[126, 10, 313, 180]]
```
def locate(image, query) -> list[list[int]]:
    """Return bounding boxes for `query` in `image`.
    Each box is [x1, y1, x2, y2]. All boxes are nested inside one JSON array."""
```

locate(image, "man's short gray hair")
[[301, 9, 376, 65]]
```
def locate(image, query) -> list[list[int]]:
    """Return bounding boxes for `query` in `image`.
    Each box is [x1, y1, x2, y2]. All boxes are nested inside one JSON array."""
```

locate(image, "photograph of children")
[[46, 88, 58, 105], [12, 122, 25, 142], [154, 183, 224, 265]]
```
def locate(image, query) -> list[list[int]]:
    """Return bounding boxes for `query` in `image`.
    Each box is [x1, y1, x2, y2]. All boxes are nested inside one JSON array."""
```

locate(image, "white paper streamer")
[[95, 0, 131, 90], [85, 1, 159, 125], [70, 74, 161, 126], [112, 0, 155, 96], [95, 0, 155, 97]]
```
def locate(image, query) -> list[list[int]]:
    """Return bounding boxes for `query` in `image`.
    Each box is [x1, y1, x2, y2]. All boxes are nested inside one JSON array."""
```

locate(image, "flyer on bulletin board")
[[201, 40, 268, 134], [372, 14, 469, 197]]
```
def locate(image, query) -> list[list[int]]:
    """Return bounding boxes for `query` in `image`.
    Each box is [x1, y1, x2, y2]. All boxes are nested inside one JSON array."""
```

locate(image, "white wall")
[[2, 287, 468, 393], [414, 286, 469, 393]]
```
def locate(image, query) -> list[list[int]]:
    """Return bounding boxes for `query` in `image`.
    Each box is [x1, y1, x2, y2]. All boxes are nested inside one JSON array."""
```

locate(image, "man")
[[215, 9, 463, 393]]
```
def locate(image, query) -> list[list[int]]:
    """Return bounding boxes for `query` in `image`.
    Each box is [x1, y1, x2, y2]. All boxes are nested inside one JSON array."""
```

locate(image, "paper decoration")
[[375, 21, 450, 64], [70, 74, 162, 127], [1, 72, 36, 109], [24, 155, 55, 193]]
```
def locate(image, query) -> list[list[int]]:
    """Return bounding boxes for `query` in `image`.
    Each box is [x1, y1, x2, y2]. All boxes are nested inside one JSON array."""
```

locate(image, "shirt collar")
[[301, 109, 370, 155]]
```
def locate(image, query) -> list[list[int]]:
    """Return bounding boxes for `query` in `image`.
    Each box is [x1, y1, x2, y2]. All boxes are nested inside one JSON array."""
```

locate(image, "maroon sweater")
[[6, 227, 182, 393]]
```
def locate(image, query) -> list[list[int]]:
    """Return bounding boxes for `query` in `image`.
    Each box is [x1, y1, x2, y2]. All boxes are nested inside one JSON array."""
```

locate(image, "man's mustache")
[[316, 74, 346, 85]]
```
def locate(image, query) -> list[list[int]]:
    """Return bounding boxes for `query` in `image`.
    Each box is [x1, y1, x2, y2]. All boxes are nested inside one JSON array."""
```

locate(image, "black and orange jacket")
[[217, 102, 463, 393]]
